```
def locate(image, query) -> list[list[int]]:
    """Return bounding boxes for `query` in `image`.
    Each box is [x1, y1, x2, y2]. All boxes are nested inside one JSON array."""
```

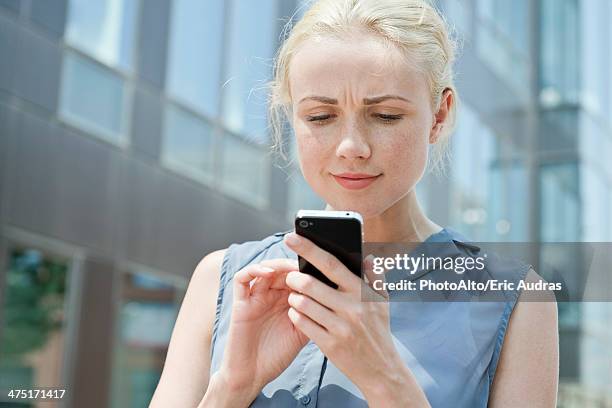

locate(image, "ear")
[[429, 88, 453, 144]]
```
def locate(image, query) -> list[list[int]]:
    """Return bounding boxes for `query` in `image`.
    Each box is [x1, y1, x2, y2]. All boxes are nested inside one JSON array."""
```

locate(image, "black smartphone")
[[294, 210, 363, 289]]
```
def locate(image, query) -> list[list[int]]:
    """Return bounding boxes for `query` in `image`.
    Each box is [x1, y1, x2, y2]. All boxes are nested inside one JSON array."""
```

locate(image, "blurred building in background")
[[0, 0, 610, 407]]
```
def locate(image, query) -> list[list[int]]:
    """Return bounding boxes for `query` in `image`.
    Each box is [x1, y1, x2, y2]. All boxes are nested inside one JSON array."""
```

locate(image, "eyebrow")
[[298, 94, 413, 105]]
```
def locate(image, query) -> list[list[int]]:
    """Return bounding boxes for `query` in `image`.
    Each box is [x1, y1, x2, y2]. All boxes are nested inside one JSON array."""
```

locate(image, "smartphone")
[[294, 210, 363, 289]]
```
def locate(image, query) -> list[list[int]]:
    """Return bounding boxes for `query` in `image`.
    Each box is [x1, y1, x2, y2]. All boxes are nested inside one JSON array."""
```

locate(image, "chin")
[[324, 197, 385, 219]]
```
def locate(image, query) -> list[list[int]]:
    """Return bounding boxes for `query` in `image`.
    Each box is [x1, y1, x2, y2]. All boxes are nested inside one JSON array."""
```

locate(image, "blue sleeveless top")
[[209, 227, 531, 407]]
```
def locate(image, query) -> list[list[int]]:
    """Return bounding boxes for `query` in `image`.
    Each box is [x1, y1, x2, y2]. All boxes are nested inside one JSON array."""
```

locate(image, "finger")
[[234, 264, 275, 300], [234, 264, 275, 283], [260, 258, 299, 271], [267, 270, 293, 290], [250, 275, 273, 294], [258, 259, 300, 289], [284, 232, 360, 292], [249, 271, 297, 296], [286, 271, 348, 311], [287, 291, 339, 330], [250, 271, 294, 295], [238, 258, 299, 295], [362, 254, 389, 301], [287, 307, 327, 343]]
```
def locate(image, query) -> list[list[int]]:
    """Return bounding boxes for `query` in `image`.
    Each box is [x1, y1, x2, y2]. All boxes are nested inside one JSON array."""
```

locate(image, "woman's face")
[[289, 31, 444, 218]]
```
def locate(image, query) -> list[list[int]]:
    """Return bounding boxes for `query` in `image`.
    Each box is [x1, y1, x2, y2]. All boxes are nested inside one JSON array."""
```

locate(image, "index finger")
[[362, 254, 390, 301], [259, 258, 299, 271], [259, 258, 299, 289], [284, 232, 361, 292]]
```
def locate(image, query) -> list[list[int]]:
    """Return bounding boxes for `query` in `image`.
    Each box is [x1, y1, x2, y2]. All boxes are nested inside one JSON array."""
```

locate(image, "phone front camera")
[[299, 220, 309, 228]]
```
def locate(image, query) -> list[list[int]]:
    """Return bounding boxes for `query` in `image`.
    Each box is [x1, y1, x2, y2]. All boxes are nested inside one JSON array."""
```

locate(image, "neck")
[[324, 190, 442, 243]]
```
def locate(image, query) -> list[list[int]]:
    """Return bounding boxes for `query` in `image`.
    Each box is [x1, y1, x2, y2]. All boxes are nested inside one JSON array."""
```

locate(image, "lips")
[[332, 172, 381, 190]]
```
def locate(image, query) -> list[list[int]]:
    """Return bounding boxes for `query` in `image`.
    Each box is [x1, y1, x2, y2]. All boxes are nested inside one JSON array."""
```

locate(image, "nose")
[[335, 118, 371, 160]]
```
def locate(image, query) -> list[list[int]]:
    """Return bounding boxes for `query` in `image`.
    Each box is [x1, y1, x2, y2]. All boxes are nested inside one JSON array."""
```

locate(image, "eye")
[[306, 114, 336, 125], [374, 113, 404, 123]]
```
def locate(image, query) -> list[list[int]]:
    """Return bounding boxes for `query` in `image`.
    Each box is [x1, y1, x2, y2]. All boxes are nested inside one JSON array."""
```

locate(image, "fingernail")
[[285, 233, 302, 246]]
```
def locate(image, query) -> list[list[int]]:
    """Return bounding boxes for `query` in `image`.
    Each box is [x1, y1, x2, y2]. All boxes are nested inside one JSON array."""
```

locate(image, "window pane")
[[540, 0, 579, 107], [65, 0, 139, 70], [162, 104, 215, 183], [494, 0, 529, 52], [580, 163, 609, 241], [486, 159, 529, 241], [476, 0, 529, 97], [221, 133, 269, 208], [110, 271, 185, 408], [580, 0, 607, 115], [449, 104, 495, 239], [539, 162, 580, 242], [0, 248, 70, 398], [60, 51, 127, 144], [442, 0, 471, 37], [558, 302, 580, 328], [166, 0, 224, 117], [221, 0, 277, 143]]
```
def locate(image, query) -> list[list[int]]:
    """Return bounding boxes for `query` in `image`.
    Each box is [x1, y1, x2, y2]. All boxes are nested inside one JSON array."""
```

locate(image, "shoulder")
[[190, 249, 228, 295], [488, 268, 559, 406], [221, 229, 292, 270], [195, 249, 227, 275], [190, 248, 228, 320], [201, 230, 293, 287], [150, 248, 230, 407], [190, 230, 291, 293], [505, 268, 558, 346], [445, 228, 534, 298], [506, 268, 558, 343]]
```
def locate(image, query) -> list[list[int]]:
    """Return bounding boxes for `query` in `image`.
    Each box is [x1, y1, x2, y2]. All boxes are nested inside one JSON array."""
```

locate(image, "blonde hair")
[[268, 0, 461, 176]]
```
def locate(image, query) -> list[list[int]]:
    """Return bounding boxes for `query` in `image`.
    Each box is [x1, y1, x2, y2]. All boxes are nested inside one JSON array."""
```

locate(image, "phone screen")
[[294, 214, 362, 289]]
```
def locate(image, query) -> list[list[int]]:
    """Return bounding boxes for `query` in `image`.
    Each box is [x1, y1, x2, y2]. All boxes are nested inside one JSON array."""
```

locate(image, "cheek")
[[294, 132, 327, 179], [294, 119, 430, 189], [294, 123, 336, 167], [394, 134, 428, 164], [382, 127, 429, 184]]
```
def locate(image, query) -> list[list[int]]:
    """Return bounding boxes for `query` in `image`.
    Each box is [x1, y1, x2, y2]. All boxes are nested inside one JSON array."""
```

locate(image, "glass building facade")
[[0, 0, 610, 406]]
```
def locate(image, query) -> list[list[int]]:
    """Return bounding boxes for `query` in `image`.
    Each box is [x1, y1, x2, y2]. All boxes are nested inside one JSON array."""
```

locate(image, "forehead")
[[289, 31, 428, 102]]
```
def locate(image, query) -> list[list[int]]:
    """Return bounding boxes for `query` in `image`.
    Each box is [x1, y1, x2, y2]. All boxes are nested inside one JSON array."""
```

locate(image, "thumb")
[[362, 254, 389, 301]]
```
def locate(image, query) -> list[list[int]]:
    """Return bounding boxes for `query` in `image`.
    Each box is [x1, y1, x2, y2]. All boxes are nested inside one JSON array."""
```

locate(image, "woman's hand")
[[283, 232, 430, 407], [215, 258, 309, 400]]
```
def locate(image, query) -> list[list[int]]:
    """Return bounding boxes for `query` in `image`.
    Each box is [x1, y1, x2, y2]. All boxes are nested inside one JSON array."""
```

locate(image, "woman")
[[150, 0, 559, 406]]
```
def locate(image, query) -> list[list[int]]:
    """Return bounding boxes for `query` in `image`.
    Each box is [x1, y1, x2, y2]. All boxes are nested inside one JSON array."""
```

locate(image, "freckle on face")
[[288, 32, 433, 218]]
